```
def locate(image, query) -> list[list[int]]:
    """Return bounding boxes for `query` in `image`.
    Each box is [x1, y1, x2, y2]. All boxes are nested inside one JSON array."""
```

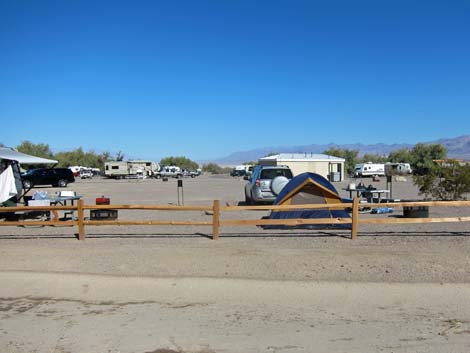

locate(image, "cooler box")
[[28, 200, 51, 206]]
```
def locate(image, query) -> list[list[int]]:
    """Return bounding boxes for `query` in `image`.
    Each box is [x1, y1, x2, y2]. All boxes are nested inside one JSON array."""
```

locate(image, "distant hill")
[[433, 135, 470, 160], [209, 135, 470, 166]]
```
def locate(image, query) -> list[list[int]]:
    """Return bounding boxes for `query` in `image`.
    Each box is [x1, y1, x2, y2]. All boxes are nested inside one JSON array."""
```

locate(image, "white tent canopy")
[[0, 147, 58, 165]]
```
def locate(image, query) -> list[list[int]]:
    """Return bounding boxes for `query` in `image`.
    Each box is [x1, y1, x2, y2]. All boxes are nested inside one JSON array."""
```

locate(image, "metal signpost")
[[177, 179, 184, 206]]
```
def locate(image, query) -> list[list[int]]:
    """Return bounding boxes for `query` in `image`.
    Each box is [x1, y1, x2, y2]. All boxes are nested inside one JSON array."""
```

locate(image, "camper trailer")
[[354, 163, 385, 177], [104, 160, 159, 179], [384, 162, 412, 176]]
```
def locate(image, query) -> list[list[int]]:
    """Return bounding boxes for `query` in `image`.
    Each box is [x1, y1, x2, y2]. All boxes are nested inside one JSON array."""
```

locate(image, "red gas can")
[[96, 196, 110, 205]]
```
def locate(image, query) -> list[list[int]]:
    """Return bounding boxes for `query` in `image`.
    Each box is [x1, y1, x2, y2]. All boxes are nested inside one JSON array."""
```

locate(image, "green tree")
[[388, 148, 413, 163], [16, 140, 54, 159], [15, 141, 55, 169], [409, 143, 447, 176], [202, 163, 231, 174], [360, 154, 387, 164], [409, 143, 455, 199], [160, 156, 199, 171], [54, 148, 111, 170], [323, 148, 359, 176], [413, 161, 470, 200]]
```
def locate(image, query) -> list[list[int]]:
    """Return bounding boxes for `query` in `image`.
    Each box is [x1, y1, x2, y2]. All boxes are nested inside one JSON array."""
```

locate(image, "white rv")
[[354, 163, 385, 177], [384, 162, 412, 176], [104, 160, 159, 179]]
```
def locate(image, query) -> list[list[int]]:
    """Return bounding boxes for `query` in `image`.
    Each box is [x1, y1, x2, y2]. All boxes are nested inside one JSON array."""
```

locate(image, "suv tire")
[[58, 179, 68, 187], [245, 194, 251, 205], [23, 180, 32, 189], [249, 192, 256, 205]]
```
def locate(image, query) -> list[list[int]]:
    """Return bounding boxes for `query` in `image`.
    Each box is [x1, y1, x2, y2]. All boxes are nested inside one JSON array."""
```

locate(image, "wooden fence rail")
[[1, 198, 469, 240]]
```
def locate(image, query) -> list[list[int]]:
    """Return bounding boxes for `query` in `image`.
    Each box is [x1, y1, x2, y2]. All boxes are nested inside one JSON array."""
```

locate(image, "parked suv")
[[244, 165, 293, 204], [22, 168, 75, 188], [230, 169, 246, 177]]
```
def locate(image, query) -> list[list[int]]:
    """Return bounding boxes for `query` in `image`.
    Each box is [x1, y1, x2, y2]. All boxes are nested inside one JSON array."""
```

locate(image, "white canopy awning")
[[0, 147, 58, 165]]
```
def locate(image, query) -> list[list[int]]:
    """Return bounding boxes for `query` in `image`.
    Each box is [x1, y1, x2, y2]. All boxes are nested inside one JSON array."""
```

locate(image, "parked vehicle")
[[21, 168, 75, 188], [354, 163, 385, 177], [231, 165, 254, 177], [69, 166, 100, 177], [154, 165, 183, 179], [230, 168, 246, 177], [244, 165, 293, 204], [68, 166, 82, 177], [79, 168, 93, 179], [182, 169, 201, 178], [104, 160, 159, 179]]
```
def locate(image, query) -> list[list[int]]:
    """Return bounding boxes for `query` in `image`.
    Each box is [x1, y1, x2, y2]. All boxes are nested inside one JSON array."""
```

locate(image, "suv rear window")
[[260, 168, 293, 179]]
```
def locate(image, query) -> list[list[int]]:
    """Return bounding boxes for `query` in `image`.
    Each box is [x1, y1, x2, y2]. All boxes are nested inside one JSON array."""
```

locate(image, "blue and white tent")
[[264, 172, 351, 229]]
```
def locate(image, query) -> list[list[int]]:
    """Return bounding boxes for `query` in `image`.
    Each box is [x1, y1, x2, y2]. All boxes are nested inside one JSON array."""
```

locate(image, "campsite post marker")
[[77, 199, 85, 240], [351, 197, 359, 240], [177, 179, 184, 205], [212, 200, 220, 240]]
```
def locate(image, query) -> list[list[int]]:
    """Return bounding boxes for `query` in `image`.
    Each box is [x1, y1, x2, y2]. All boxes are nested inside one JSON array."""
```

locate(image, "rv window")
[[112, 166, 119, 170], [146, 163, 151, 166]]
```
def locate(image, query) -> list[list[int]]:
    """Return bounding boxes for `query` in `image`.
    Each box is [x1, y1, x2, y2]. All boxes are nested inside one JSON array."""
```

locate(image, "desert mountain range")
[[210, 135, 470, 165]]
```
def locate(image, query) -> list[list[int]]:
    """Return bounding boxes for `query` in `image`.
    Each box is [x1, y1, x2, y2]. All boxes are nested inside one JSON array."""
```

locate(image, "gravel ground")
[[1, 174, 469, 284], [1, 174, 469, 352]]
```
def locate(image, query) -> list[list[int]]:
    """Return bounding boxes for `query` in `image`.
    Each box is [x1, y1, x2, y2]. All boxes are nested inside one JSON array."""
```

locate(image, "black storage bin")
[[403, 205, 429, 218], [90, 209, 118, 220]]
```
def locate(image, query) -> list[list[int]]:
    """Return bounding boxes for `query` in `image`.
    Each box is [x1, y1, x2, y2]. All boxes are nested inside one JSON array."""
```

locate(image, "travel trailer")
[[354, 163, 385, 177], [384, 162, 412, 176], [104, 160, 159, 179]]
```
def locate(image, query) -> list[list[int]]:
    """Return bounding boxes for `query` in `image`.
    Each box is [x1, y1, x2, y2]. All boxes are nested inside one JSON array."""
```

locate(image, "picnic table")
[[343, 187, 390, 203], [48, 195, 81, 220]]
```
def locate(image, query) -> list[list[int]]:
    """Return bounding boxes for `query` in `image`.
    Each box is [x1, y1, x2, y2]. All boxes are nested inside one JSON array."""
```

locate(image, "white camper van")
[[104, 160, 159, 179], [354, 163, 385, 177], [154, 165, 183, 179]]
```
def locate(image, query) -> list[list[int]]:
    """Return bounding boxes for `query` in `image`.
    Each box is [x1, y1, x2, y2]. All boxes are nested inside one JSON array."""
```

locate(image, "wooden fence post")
[[351, 197, 359, 240], [212, 200, 220, 240], [77, 199, 85, 240]]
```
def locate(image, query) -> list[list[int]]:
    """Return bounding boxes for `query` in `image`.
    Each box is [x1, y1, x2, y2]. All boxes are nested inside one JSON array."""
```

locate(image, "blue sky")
[[1, 0, 469, 161]]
